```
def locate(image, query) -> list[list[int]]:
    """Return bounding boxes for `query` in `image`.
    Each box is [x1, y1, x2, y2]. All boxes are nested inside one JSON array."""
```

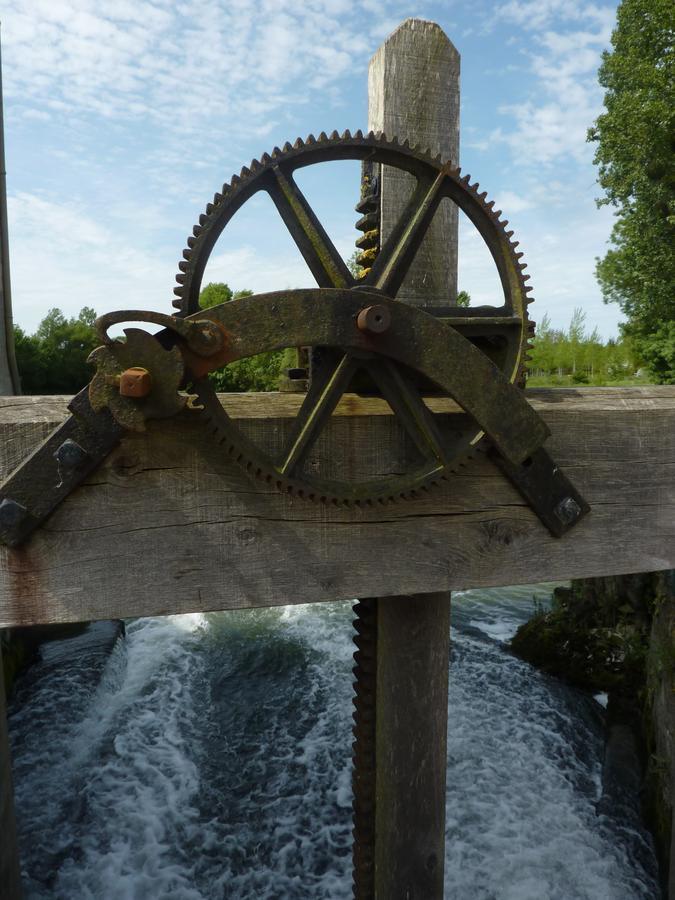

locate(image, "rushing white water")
[[7, 586, 661, 899]]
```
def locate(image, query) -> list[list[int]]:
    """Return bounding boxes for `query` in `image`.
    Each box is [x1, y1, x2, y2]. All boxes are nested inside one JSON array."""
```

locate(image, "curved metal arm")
[[95, 309, 224, 357]]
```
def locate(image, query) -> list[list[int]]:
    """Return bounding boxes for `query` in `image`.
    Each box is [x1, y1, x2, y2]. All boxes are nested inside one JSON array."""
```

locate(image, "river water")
[[7, 585, 661, 899]]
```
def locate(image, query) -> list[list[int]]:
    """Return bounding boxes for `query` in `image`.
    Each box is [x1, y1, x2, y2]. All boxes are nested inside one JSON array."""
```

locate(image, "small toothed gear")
[[173, 132, 535, 505]]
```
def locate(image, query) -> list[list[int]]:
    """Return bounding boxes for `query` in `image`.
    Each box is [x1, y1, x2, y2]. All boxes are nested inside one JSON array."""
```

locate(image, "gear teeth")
[[175, 129, 532, 434]]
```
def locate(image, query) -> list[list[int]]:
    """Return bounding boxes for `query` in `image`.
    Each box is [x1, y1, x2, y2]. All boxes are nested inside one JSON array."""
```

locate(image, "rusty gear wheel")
[[173, 131, 535, 505]]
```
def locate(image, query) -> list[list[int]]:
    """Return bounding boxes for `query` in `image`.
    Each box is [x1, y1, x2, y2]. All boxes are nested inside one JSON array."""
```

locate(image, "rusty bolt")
[[357, 304, 391, 335], [119, 367, 152, 398]]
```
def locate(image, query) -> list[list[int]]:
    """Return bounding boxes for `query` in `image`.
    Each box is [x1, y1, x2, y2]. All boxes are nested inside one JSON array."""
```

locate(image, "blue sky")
[[2, 0, 621, 337]]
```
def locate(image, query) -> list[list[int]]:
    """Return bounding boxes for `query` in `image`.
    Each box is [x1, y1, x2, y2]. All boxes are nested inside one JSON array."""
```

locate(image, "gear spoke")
[[367, 169, 446, 297], [267, 165, 354, 289], [364, 359, 448, 466], [279, 352, 358, 477]]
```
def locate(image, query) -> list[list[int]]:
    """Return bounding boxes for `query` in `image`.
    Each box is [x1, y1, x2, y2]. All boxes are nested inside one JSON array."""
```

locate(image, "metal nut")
[[357, 304, 391, 335], [119, 367, 152, 398]]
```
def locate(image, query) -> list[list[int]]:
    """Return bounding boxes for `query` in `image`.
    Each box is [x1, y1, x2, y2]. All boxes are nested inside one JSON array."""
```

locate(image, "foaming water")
[[8, 587, 660, 899]]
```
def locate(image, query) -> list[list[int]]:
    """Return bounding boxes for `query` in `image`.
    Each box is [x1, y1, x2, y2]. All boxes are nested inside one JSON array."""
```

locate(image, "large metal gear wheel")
[[173, 131, 534, 505]]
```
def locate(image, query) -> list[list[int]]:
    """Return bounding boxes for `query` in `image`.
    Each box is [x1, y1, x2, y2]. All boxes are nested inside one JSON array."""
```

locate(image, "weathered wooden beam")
[[366, 19, 460, 899], [369, 18, 460, 306], [0, 387, 672, 629], [374, 593, 450, 897]]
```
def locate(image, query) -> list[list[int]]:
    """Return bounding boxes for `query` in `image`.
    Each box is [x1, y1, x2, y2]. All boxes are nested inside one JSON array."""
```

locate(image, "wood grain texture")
[[369, 18, 460, 306], [0, 386, 673, 627], [374, 593, 450, 898]]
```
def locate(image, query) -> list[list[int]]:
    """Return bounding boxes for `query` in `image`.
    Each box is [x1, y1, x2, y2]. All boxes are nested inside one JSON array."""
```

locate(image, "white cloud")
[[495, 0, 615, 31], [488, 10, 614, 166], [7, 192, 174, 331], [1, 1, 388, 139]]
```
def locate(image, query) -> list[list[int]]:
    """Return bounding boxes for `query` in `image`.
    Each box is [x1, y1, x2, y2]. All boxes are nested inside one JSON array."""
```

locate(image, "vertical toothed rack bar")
[[352, 18, 459, 899]]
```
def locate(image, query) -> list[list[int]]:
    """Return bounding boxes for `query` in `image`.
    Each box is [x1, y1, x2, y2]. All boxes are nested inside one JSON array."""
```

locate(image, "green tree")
[[587, 0, 675, 382], [15, 306, 99, 394], [199, 282, 253, 309], [199, 282, 291, 391]]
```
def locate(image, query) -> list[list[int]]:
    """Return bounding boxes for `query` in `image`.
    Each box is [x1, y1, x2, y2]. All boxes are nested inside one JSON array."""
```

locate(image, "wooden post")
[[368, 18, 460, 306], [374, 594, 450, 897], [365, 19, 459, 899]]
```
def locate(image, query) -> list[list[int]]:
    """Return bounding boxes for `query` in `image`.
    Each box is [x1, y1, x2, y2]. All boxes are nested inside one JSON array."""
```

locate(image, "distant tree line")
[[12, 283, 291, 395], [13, 287, 649, 395], [526, 308, 644, 386], [14, 307, 99, 394]]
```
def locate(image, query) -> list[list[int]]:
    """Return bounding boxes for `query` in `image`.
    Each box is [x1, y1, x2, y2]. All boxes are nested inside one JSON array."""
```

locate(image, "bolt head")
[[119, 367, 152, 398], [357, 304, 391, 335], [54, 438, 89, 469], [554, 496, 581, 526], [0, 497, 28, 529]]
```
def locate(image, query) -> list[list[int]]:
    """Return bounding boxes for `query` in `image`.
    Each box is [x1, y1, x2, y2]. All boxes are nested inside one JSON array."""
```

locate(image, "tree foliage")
[[587, 0, 675, 382], [527, 308, 646, 385], [199, 282, 292, 392], [15, 307, 99, 394]]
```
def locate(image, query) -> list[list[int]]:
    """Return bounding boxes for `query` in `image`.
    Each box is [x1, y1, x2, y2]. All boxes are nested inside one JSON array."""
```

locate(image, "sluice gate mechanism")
[[0, 134, 588, 546], [0, 133, 590, 898]]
